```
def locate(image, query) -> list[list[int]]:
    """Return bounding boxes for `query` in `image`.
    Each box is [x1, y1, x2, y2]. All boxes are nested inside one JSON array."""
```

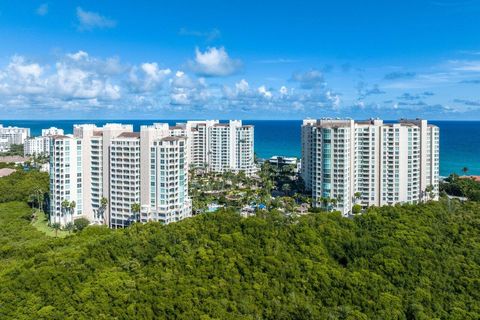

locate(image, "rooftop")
[[117, 132, 140, 138], [162, 136, 186, 141]]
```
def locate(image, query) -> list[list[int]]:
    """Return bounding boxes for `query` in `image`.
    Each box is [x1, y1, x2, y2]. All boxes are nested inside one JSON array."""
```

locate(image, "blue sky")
[[1, 0, 480, 119]]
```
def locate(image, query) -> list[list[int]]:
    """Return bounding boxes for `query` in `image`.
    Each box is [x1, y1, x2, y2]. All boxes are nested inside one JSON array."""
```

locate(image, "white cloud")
[[450, 60, 480, 72], [189, 47, 241, 77], [36, 3, 49, 16], [129, 63, 171, 92], [257, 85, 272, 99], [0, 56, 45, 95], [1, 51, 470, 118], [235, 79, 249, 94], [8, 56, 43, 80], [170, 92, 190, 105], [76, 7, 117, 31], [326, 91, 341, 108], [67, 51, 89, 61]]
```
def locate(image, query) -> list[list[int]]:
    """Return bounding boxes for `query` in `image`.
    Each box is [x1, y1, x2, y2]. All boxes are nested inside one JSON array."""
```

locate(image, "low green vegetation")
[[0, 167, 49, 204], [30, 209, 69, 238], [0, 197, 479, 318], [441, 173, 480, 201], [0, 164, 479, 318]]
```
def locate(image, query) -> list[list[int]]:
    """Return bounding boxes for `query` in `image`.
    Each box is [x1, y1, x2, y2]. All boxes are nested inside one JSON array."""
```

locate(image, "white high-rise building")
[[109, 132, 141, 228], [0, 125, 30, 152], [49, 135, 83, 226], [24, 136, 51, 156], [301, 118, 440, 216], [49, 123, 192, 228], [138, 123, 192, 225], [141, 136, 191, 224], [24, 127, 65, 156], [173, 120, 255, 175]]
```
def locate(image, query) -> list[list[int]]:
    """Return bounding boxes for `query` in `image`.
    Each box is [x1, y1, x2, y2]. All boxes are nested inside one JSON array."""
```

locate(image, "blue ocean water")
[[1, 119, 478, 176]]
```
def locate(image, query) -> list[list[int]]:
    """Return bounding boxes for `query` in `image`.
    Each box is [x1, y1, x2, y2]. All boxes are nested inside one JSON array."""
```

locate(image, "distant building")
[[24, 127, 65, 156], [174, 120, 255, 175], [0, 125, 30, 152], [301, 118, 440, 216], [42, 127, 64, 136]]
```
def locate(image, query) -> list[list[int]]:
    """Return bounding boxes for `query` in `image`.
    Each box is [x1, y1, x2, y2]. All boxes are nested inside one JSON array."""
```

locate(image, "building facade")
[[141, 136, 191, 224], [24, 127, 65, 156], [173, 120, 255, 175], [49, 135, 83, 226], [301, 118, 440, 216], [49, 123, 192, 228], [0, 125, 30, 152]]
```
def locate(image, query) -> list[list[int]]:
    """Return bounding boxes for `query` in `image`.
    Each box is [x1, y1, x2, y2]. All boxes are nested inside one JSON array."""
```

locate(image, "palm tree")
[[330, 198, 338, 212], [425, 185, 434, 201], [51, 222, 61, 238], [354, 192, 362, 204], [69, 201, 76, 224], [131, 203, 141, 224], [61, 199, 70, 226], [99, 197, 108, 223], [462, 167, 469, 176]]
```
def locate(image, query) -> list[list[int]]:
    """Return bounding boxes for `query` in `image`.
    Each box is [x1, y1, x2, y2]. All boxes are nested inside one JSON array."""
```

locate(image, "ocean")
[[2, 119, 478, 176]]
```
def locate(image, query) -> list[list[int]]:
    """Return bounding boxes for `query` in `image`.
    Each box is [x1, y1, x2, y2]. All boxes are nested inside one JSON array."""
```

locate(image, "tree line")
[[0, 198, 478, 319]]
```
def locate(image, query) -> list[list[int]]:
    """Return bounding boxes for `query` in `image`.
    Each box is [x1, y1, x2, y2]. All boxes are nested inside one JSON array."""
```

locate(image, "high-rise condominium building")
[[141, 136, 191, 225], [49, 123, 192, 228], [301, 118, 439, 216], [0, 125, 30, 152], [49, 134, 83, 226], [173, 120, 255, 175], [24, 127, 65, 156]]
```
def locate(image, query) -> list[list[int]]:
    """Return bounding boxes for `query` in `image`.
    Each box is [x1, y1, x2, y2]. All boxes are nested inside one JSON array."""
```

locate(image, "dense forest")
[[0, 195, 479, 319]]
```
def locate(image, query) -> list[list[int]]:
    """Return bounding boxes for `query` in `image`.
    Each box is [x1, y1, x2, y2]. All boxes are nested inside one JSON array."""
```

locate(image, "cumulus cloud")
[[128, 63, 171, 92], [169, 70, 210, 106], [36, 3, 48, 16], [0, 52, 163, 112], [76, 7, 117, 31], [279, 86, 288, 96], [189, 47, 241, 77], [236, 79, 249, 94], [257, 85, 272, 99], [0, 51, 468, 118]]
